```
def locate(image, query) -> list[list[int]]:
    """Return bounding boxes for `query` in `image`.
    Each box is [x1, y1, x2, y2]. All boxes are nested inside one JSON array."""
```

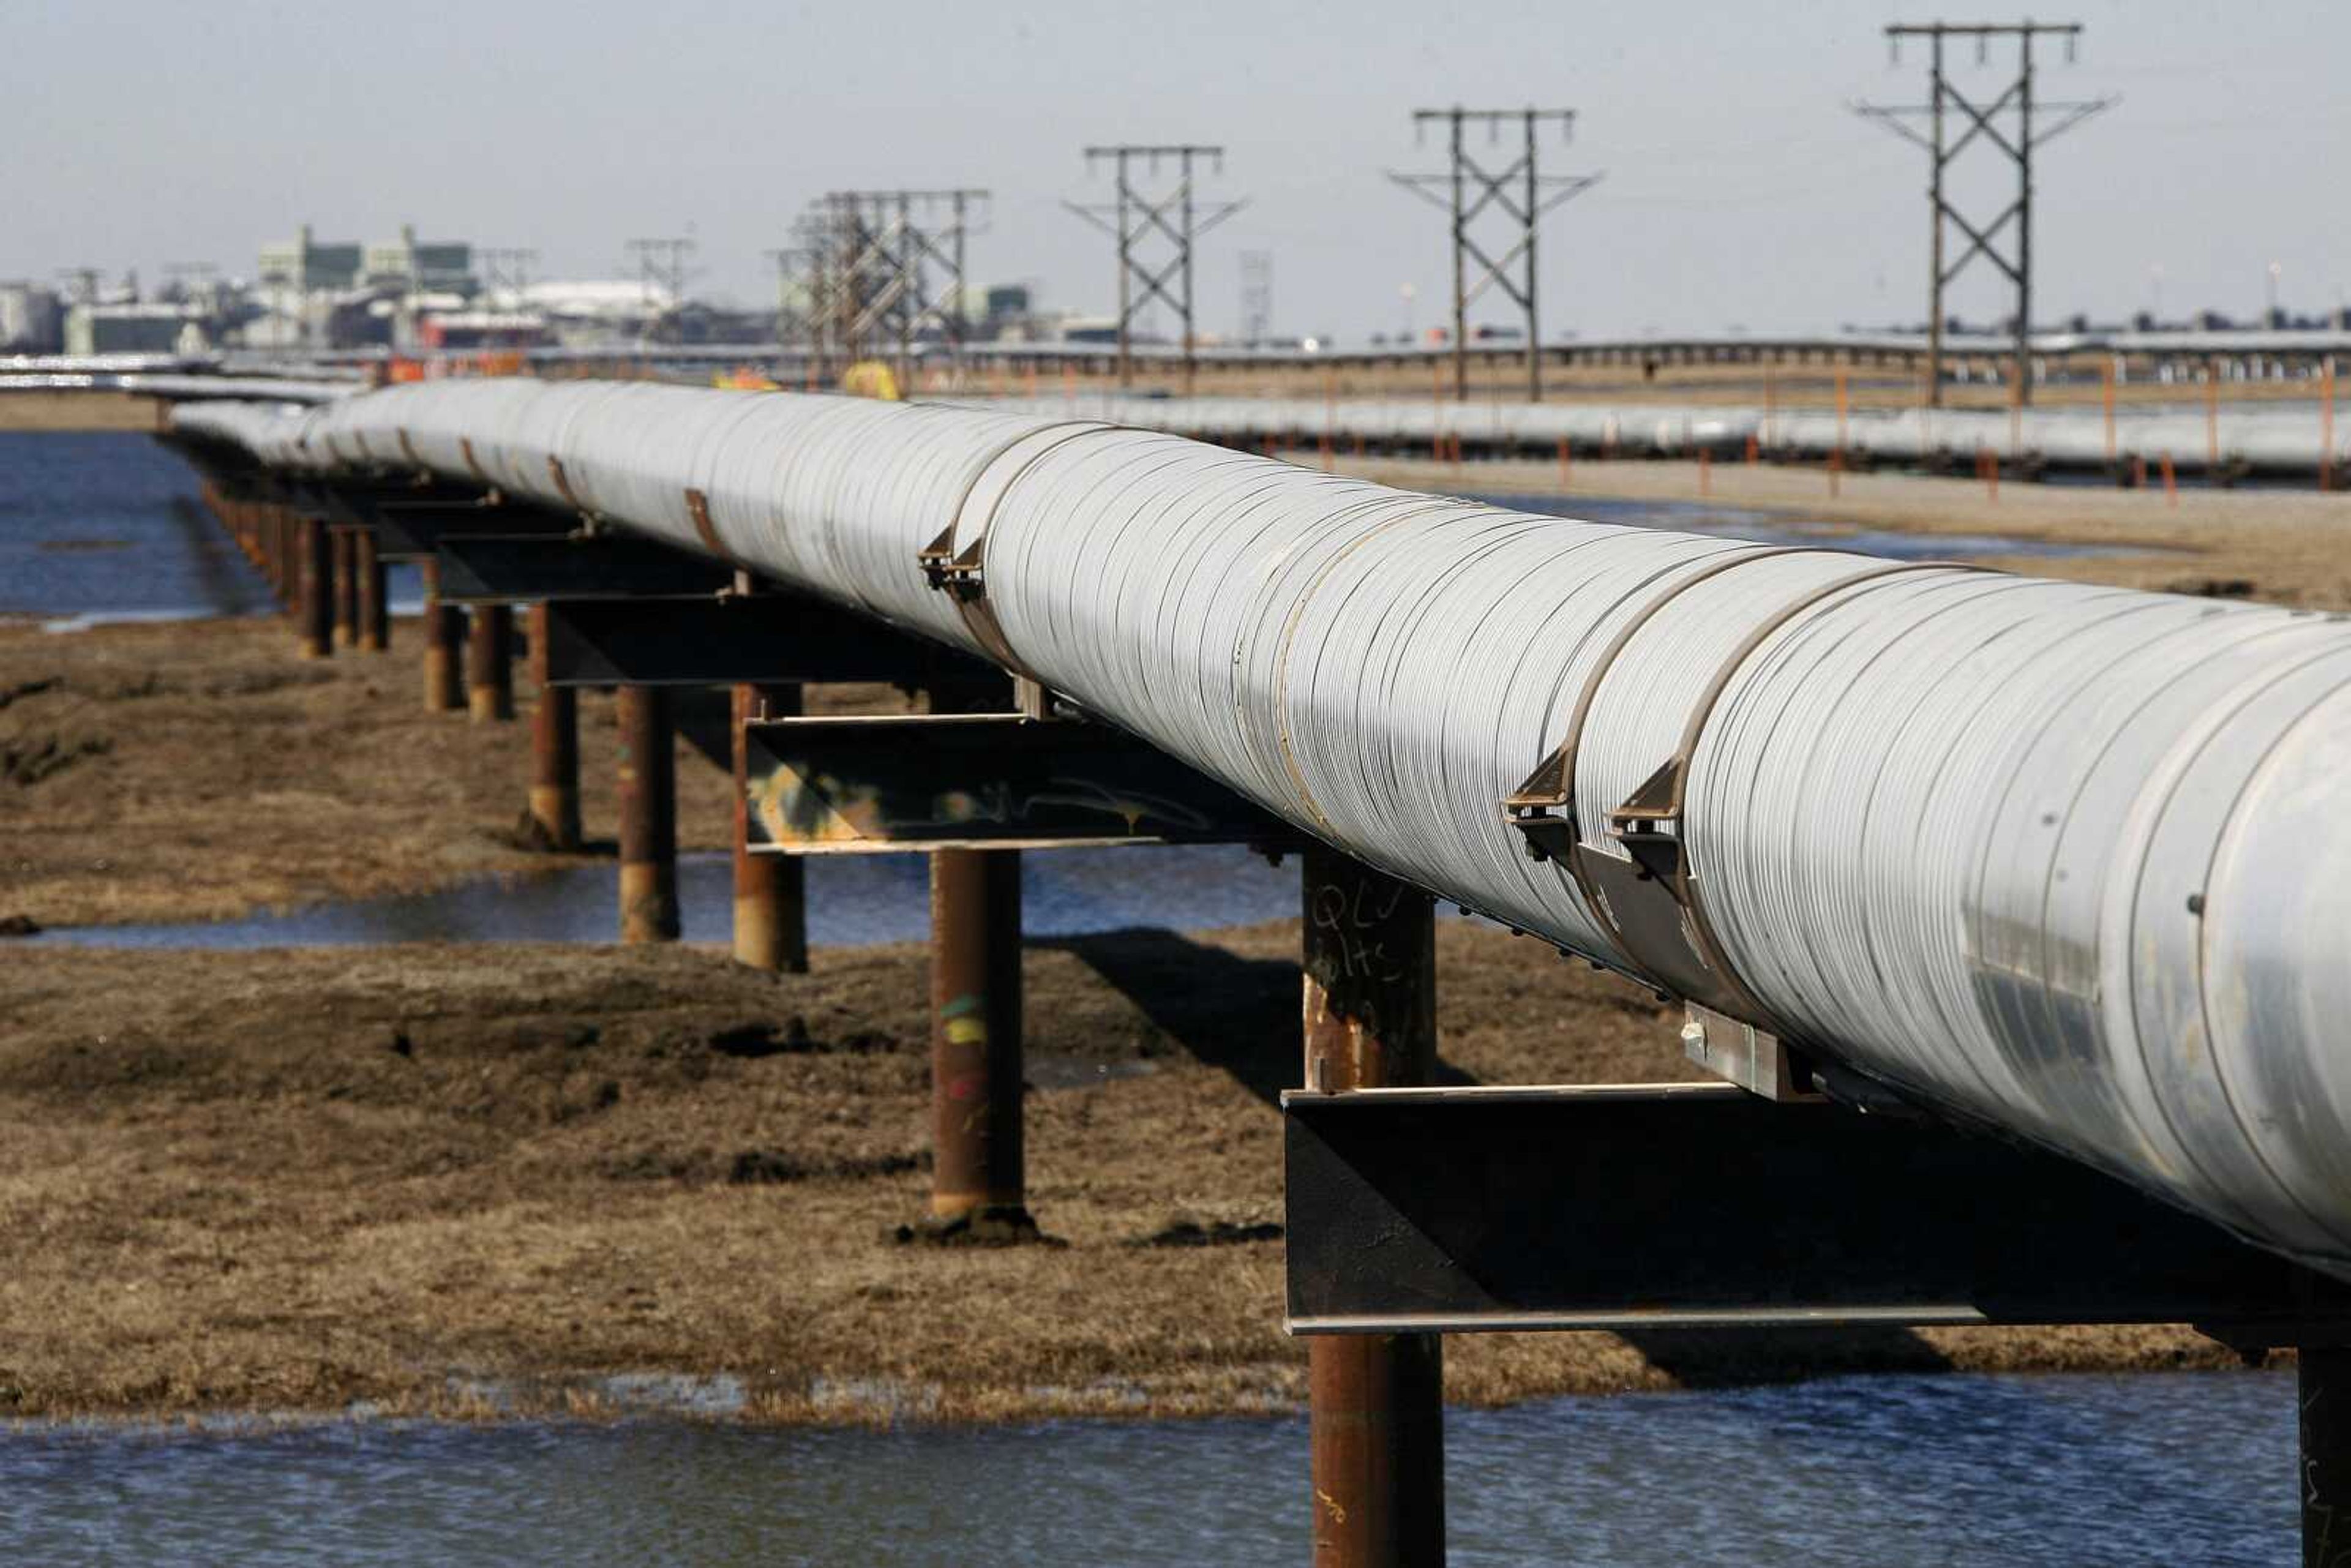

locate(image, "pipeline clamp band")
[[1507, 549, 1982, 1029], [918, 422, 1128, 685]]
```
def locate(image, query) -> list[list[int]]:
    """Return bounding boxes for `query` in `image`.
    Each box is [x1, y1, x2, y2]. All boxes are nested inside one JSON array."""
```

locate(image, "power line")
[[1063, 144, 1246, 393], [1853, 20, 2116, 405]]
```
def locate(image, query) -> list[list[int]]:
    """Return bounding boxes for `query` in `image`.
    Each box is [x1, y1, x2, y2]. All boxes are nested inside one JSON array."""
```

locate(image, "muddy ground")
[[1346, 452, 2351, 609], [0, 613, 910, 929], [1, 458, 2327, 1424], [0, 936, 2240, 1424]]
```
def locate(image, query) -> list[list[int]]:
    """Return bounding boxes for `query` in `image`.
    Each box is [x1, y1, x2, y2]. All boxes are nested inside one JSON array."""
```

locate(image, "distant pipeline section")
[[970, 390, 2351, 481]]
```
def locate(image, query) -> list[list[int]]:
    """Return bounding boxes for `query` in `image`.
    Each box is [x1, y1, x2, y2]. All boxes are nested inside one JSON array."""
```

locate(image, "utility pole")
[[1239, 249, 1273, 346], [1854, 21, 2113, 406], [478, 247, 539, 299], [1063, 145, 1246, 394], [623, 236, 697, 341], [1390, 107, 1600, 403]]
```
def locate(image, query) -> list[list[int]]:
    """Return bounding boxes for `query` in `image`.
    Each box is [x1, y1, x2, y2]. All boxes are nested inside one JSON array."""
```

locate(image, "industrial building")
[[0, 282, 64, 352], [62, 301, 209, 356]]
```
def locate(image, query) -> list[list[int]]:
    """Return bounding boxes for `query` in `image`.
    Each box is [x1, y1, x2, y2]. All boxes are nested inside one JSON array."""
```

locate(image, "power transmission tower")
[[773, 211, 844, 372], [1853, 21, 2114, 405], [1239, 250, 1273, 346], [623, 236, 697, 337], [1063, 144, 1246, 392], [821, 189, 989, 384], [478, 247, 539, 298], [763, 245, 812, 349], [1390, 107, 1600, 403]]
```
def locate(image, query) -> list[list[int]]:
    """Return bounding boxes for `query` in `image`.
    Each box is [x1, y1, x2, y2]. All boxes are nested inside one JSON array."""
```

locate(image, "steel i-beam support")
[[926, 846, 1029, 1234], [467, 604, 515, 723], [296, 514, 333, 659], [617, 685, 680, 943], [421, 561, 464, 713], [731, 682, 808, 972], [356, 530, 388, 652], [1301, 844, 1445, 1568], [527, 604, 581, 850]]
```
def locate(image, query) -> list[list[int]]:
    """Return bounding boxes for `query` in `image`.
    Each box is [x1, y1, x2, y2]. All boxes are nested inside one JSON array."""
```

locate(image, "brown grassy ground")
[[1344, 452, 2351, 608], [0, 391, 163, 432], [0, 614, 909, 929], [0, 935, 2241, 1424]]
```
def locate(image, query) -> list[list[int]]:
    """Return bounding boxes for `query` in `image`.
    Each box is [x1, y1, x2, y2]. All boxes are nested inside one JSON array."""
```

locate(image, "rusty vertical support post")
[[331, 528, 358, 648], [355, 531, 388, 652], [279, 507, 300, 608], [2303, 1347, 2351, 1568], [525, 603, 580, 850], [731, 681, 807, 972], [926, 846, 1028, 1235], [1302, 843, 1445, 1568], [467, 604, 515, 722], [265, 506, 288, 604], [296, 513, 332, 659], [421, 561, 464, 713], [616, 685, 679, 944]]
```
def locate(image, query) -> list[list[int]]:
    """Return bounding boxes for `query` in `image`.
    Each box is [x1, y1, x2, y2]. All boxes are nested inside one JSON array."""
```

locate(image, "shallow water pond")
[[2, 1370, 2294, 1566]]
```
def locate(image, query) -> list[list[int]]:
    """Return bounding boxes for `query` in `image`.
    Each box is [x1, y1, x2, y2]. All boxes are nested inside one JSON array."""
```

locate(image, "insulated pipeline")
[[173, 383, 2351, 1279], [964, 391, 2351, 476]]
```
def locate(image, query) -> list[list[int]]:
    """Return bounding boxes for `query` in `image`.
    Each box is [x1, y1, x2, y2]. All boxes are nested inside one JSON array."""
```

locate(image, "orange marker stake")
[[1558, 435, 1571, 489], [2322, 356, 2338, 492], [2101, 357, 2117, 464], [2205, 362, 2220, 469], [2161, 451, 2179, 507]]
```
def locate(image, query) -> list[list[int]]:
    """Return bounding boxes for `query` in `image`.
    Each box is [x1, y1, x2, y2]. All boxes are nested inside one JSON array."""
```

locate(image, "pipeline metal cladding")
[[178, 383, 2351, 1281], [971, 390, 2350, 476]]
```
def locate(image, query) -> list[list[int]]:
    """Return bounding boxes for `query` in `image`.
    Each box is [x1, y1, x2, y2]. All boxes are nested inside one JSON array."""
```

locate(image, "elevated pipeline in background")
[[171, 383, 2351, 1283], [962, 390, 2351, 478]]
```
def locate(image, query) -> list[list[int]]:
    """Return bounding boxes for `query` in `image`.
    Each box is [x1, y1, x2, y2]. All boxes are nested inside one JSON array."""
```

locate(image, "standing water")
[[1, 1371, 2294, 1565], [0, 430, 420, 629]]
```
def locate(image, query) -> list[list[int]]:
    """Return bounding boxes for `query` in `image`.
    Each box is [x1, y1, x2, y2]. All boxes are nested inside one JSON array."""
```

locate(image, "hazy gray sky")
[[7, 0, 2346, 340]]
